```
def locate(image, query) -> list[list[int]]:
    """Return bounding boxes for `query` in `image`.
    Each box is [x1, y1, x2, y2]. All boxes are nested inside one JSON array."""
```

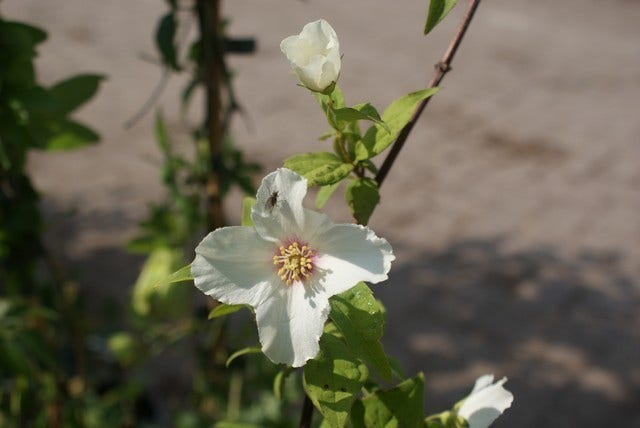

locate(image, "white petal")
[[255, 279, 330, 367], [294, 55, 327, 92], [471, 374, 495, 394], [191, 226, 277, 307], [299, 19, 336, 52], [313, 224, 394, 296], [459, 377, 514, 428], [252, 168, 307, 241]]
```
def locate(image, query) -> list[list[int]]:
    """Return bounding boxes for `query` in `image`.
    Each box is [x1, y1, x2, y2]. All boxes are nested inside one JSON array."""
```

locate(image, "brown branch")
[[299, 394, 314, 428], [375, 0, 482, 187], [198, 0, 226, 230]]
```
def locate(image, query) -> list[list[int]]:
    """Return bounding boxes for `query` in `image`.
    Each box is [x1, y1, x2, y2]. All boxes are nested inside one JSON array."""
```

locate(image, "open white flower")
[[457, 374, 514, 428], [280, 19, 341, 93], [191, 168, 394, 367]]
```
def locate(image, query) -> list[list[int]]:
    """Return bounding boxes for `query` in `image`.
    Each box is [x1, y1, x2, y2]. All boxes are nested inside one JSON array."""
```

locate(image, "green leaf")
[[329, 282, 392, 381], [303, 323, 369, 428], [284, 152, 354, 186], [315, 182, 341, 209], [241, 197, 256, 226], [107, 332, 143, 366], [352, 373, 425, 428], [49, 74, 104, 115], [226, 346, 262, 367], [44, 119, 99, 151], [424, 0, 458, 35], [345, 178, 380, 226], [332, 103, 388, 131], [133, 248, 189, 317], [156, 12, 180, 70], [356, 88, 439, 161], [208, 303, 246, 319], [153, 264, 193, 289]]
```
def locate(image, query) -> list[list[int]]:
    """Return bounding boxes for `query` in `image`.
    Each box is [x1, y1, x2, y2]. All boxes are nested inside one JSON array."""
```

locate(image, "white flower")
[[280, 19, 341, 93], [191, 168, 394, 367], [457, 374, 514, 428]]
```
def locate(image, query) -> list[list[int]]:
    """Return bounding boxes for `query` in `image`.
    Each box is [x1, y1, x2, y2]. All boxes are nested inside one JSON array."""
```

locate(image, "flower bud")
[[280, 19, 341, 93]]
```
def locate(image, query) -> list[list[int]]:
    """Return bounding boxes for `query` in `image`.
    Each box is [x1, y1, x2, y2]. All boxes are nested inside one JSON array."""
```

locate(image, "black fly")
[[266, 190, 279, 211]]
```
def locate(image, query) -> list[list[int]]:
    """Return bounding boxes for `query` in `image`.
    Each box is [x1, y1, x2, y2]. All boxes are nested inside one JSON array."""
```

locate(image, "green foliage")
[[329, 283, 392, 381], [242, 196, 256, 226], [156, 12, 180, 70], [284, 152, 354, 186], [315, 182, 341, 209], [49, 74, 105, 115], [351, 374, 425, 428], [424, 0, 458, 34], [356, 88, 439, 161], [209, 303, 247, 319], [303, 323, 369, 427], [345, 178, 380, 225], [226, 346, 263, 367]]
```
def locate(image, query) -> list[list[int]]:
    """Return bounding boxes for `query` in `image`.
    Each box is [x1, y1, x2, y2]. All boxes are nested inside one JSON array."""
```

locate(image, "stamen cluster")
[[273, 240, 316, 285]]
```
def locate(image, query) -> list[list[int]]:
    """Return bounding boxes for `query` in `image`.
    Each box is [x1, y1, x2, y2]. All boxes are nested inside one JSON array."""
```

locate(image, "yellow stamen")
[[273, 240, 316, 285]]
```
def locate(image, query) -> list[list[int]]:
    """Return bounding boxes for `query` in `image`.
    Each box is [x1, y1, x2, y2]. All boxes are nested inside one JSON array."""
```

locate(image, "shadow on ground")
[[379, 239, 640, 427]]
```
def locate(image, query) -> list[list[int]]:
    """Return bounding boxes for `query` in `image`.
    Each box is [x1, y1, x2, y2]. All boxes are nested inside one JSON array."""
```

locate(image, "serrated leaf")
[[49, 74, 104, 115], [44, 119, 99, 151], [345, 178, 380, 226], [284, 152, 354, 186], [208, 303, 246, 319], [351, 374, 425, 428], [226, 346, 262, 367], [315, 182, 341, 209], [424, 0, 458, 35], [303, 323, 369, 428], [241, 197, 256, 226], [329, 282, 392, 382], [156, 12, 180, 70], [357, 88, 439, 161]]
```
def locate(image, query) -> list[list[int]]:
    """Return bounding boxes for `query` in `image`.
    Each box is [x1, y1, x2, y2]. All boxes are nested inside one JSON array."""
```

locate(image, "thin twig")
[[299, 394, 314, 428], [375, 0, 482, 187]]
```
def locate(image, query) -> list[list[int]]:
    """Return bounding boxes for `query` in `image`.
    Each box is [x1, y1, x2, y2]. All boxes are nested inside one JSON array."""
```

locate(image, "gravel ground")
[[5, 0, 640, 426]]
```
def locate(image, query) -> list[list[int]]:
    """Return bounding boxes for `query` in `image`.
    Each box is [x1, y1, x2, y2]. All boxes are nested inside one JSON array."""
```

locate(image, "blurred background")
[[3, 0, 640, 426]]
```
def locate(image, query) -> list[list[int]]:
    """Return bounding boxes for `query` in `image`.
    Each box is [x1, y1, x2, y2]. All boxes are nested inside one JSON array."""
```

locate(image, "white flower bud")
[[457, 375, 514, 428], [280, 19, 341, 93]]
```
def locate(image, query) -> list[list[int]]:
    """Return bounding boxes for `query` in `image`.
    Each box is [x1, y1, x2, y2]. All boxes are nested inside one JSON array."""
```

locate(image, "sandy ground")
[[5, 0, 640, 426]]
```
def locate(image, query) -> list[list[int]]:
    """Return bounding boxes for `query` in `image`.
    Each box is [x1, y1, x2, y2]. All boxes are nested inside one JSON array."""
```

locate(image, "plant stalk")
[[375, 0, 483, 187], [198, 0, 225, 230]]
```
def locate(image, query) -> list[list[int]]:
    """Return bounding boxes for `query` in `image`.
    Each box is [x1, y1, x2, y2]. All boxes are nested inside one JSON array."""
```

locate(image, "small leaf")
[[133, 248, 189, 318], [352, 373, 425, 428], [241, 197, 256, 226], [345, 178, 380, 226], [49, 74, 104, 115], [44, 120, 99, 151], [331, 103, 387, 130], [424, 0, 458, 35], [208, 303, 246, 319], [303, 323, 368, 428], [315, 182, 341, 209], [153, 264, 193, 289], [357, 88, 439, 161], [156, 12, 180, 70], [284, 152, 354, 186], [329, 282, 392, 381], [226, 346, 262, 367]]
